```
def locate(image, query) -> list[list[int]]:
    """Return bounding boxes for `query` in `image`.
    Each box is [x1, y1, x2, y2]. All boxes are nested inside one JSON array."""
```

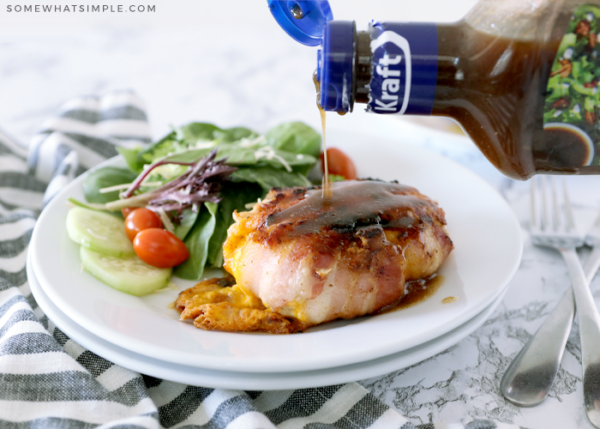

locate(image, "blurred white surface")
[[0, 0, 476, 143], [0, 0, 477, 32]]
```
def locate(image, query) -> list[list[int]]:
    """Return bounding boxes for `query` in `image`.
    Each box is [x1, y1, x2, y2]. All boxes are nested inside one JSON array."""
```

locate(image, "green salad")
[[544, 4, 600, 140], [79, 121, 321, 282]]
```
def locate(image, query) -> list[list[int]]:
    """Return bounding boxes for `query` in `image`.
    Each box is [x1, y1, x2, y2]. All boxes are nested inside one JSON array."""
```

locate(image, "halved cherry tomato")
[[134, 228, 189, 268], [320, 147, 357, 180], [124, 208, 162, 242], [121, 207, 137, 218]]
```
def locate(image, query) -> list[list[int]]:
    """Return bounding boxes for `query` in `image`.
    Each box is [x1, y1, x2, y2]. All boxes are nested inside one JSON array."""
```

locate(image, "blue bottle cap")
[[267, 0, 333, 47]]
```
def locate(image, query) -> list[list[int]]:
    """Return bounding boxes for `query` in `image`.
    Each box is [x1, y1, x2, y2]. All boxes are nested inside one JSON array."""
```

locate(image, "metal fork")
[[500, 176, 600, 428], [501, 213, 600, 408]]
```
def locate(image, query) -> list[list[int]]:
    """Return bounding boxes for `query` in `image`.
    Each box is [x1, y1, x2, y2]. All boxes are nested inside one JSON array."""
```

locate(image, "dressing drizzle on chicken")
[[175, 180, 453, 333]]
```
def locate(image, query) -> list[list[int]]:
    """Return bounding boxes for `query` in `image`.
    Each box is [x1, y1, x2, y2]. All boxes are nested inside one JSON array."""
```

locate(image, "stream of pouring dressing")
[[314, 71, 332, 199], [319, 108, 332, 198]]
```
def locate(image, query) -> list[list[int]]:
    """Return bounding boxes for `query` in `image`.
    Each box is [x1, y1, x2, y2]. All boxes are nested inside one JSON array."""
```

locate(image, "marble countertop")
[[2, 2, 600, 427]]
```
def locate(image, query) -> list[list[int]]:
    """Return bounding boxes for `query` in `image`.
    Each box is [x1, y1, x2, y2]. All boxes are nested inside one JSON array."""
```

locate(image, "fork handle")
[[561, 247, 600, 428], [501, 246, 600, 407]]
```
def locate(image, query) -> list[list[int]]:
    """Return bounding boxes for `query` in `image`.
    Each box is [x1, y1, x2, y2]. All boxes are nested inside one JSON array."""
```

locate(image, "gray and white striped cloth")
[[0, 90, 523, 429]]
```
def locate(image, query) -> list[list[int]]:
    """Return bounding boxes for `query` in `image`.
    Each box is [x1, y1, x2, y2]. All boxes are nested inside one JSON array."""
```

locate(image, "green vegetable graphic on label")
[[543, 4, 600, 167]]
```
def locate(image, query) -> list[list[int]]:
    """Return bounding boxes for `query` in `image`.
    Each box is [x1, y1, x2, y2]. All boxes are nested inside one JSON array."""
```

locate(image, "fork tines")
[[530, 176, 575, 234]]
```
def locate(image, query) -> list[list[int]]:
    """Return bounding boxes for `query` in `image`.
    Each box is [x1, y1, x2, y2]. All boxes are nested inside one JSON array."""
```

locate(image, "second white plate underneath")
[[28, 253, 508, 391]]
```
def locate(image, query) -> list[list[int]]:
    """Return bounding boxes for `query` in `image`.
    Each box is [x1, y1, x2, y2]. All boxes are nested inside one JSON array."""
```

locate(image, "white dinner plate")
[[30, 128, 522, 373], [28, 252, 508, 390]]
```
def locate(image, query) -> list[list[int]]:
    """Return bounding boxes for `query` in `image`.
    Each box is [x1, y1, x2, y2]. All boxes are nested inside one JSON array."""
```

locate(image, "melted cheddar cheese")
[[174, 277, 303, 334]]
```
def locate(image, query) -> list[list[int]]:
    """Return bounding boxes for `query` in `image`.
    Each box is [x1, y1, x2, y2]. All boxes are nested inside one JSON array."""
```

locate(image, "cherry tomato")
[[124, 208, 163, 242], [121, 207, 137, 218], [320, 147, 357, 180], [134, 228, 189, 268]]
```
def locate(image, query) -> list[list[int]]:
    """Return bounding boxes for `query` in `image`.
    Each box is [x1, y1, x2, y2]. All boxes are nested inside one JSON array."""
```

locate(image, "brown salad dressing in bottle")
[[269, 0, 600, 180]]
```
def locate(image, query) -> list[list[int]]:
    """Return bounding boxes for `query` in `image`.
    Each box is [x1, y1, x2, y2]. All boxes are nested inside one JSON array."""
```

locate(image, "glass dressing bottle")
[[268, 0, 600, 180]]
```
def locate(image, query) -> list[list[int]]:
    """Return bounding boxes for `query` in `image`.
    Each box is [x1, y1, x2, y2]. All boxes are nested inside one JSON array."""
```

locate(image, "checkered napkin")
[[0, 90, 521, 429]]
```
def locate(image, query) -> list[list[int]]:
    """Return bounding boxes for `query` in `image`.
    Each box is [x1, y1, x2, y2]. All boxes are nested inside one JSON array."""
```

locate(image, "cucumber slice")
[[66, 207, 134, 257], [80, 247, 172, 296]]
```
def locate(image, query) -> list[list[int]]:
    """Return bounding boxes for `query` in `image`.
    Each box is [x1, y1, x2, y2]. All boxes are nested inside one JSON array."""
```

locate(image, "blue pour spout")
[[267, 0, 332, 46], [267, 0, 355, 113]]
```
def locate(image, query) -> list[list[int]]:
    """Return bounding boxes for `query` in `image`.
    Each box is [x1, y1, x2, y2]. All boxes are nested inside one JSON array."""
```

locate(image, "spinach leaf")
[[206, 182, 262, 267], [133, 123, 261, 168], [178, 122, 222, 143], [213, 127, 258, 143], [230, 167, 312, 192], [166, 145, 316, 172], [173, 208, 199, 241], [174, 204, 217, 280], [180, 123, 258, 144], [136, 123, 217, 167], [128, 122, 320, 176], [136, 132, 185, 166], [265, 122, 321, 158], [116, 146, 143, 173], [83, 167, 137, 204]]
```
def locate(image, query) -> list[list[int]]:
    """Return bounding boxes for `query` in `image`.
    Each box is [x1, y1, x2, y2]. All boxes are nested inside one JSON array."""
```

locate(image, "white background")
[[0, 0, 476, 142]]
